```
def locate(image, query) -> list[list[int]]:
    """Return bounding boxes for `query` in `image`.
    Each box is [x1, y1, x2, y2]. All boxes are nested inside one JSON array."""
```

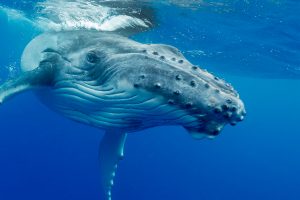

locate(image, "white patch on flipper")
[[21, 33, 58, 72], [0, 83, 29, 104]]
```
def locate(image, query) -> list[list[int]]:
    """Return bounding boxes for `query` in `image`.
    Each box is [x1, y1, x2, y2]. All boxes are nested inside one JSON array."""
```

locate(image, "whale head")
[[21, 31, 246, 139]]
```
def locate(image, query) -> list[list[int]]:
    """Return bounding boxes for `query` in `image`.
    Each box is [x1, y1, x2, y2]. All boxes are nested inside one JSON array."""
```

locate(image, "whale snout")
[[119, 45, 246, 139], [214, 95, 246, 125], [187, 78, 246, 139], [188, 99, 246, 139]]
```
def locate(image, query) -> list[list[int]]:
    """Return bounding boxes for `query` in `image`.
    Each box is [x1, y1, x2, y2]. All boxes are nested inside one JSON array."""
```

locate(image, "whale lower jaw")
[[46, 78, 202, 133]]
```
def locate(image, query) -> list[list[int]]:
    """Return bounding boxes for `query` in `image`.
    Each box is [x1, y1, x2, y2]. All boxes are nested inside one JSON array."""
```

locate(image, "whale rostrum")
[[0, 31, 246, 200]]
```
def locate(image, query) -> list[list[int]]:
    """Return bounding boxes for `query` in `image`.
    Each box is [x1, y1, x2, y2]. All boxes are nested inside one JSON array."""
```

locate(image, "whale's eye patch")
[[86, 51, 99, 63]]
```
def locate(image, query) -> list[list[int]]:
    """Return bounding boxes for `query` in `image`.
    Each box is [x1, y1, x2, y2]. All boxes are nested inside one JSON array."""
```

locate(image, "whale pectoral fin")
[[0, 77, 31, 104], [99, 131, 127, 200], [0, 63, 53, 104]]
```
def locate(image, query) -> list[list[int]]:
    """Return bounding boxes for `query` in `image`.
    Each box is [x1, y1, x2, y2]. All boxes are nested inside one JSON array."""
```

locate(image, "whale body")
[[0, 30, 246, 200]]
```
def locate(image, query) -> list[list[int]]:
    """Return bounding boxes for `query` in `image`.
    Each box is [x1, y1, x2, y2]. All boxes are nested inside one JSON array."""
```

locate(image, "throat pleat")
[[50, 75, 199, 131]]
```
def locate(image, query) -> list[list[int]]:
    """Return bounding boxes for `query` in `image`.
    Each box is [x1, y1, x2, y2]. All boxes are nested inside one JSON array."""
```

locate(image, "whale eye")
[[86, 51, 99, 63]]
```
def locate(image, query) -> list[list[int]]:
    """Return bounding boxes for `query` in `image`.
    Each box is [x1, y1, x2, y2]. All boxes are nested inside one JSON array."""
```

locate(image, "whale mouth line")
[[42, 48, 72, 63], [42, 48, 61, 54]]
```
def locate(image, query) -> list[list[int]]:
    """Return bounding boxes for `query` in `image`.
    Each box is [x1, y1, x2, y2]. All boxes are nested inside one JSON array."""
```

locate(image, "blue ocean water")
[[0, 1, 300, 200]]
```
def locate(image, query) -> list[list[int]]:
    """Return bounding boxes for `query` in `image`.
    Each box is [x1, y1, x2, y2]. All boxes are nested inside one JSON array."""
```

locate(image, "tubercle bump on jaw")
[[115, 42, 245, 140]]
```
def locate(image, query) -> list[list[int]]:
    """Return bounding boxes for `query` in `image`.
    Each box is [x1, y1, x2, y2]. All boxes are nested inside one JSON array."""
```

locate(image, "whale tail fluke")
[[99, 131, 127, 200]]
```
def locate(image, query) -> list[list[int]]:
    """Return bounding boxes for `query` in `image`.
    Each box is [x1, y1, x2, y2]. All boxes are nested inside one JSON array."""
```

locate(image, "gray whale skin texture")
[[0, 31, 246, 200]]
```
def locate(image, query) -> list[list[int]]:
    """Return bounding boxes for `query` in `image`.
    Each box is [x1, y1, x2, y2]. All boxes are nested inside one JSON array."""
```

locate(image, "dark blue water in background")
[[0, 1, 300, 200]]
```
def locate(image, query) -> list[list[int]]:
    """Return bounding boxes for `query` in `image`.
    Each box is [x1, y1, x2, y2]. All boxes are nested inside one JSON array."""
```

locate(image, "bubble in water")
[[5, 62, 19, 78]]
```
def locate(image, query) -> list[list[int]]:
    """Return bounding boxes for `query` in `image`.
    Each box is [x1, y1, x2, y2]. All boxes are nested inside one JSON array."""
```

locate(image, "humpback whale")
[[0, 30, 246, 200]]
